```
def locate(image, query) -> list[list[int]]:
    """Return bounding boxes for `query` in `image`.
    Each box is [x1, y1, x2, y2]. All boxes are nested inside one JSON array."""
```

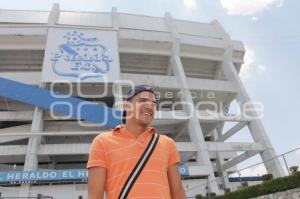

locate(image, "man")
[[87, 85, 187, 199]]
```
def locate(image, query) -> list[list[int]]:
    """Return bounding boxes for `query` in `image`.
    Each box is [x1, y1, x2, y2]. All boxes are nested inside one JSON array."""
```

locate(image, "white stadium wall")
[[0, 4, 284, 198]]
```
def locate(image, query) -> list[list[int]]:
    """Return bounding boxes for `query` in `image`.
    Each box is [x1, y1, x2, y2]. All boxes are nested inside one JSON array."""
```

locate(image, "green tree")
[[290, 166, 299, 175]]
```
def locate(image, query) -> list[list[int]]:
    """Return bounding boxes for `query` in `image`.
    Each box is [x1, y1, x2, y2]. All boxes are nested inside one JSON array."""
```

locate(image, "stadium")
[[0, 4, 285, 198]]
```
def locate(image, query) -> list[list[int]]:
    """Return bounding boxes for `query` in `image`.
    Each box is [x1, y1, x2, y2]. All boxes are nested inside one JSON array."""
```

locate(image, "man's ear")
[[123, 101, 130, 112]]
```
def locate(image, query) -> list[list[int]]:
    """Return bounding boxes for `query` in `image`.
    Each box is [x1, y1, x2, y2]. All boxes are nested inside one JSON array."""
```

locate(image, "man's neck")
[[124, 121, 148, 138]]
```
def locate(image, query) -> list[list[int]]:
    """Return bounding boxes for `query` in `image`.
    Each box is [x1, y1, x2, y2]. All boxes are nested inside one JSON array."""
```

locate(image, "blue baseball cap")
[[126, 84, 155, 101]]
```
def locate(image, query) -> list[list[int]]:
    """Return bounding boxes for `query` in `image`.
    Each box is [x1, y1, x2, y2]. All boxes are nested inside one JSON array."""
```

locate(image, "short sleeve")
[[87, 135, 108, 169], [168, 139, 180, 167]]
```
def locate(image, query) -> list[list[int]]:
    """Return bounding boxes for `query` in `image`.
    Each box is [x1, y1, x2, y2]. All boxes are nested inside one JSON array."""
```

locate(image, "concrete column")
[[165, 12, 220, 194], [170, 39, 220, 194], [19, 106, 44, 197], [19, 8, 60, 197], [113, 83, 123, 110], [48, 3, 59, 26], [212, 20, 284, 178], [221, 47, 285, 177], [112, 7, 122, 118], [112, 7, 119, 30], [212, 129, 230, 191], [213, 61, 232, 191]]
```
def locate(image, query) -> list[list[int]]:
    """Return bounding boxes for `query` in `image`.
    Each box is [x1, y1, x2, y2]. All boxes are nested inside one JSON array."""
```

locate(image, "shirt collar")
[[113, 125, 156, 143]]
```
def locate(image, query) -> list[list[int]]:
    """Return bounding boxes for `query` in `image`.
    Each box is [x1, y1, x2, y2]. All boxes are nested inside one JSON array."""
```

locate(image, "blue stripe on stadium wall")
[[0, 169, 265, 185], [0, 77, 122, 128], [228, 176, 262, 182]]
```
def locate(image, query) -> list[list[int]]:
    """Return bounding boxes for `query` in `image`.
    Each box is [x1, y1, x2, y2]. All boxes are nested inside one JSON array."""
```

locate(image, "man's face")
[[125, 91, 157, 127]]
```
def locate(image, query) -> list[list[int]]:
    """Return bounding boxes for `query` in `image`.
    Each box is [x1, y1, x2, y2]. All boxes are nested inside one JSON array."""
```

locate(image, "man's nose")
[[146, 101, 156, 107]]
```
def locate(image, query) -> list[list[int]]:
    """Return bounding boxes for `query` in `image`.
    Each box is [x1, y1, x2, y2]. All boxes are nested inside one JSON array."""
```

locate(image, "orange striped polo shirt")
[[87, 125, 180, 199]]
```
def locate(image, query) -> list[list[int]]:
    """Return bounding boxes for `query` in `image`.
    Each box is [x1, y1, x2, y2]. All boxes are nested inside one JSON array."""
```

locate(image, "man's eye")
[[137, 99, 156, 104], [138, 99, 147, 102]]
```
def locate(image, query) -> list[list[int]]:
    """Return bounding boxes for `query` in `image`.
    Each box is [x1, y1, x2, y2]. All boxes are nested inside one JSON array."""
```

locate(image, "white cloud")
[[251, 16, 258, 21], [276, 0, 284, 7], [239, 46, 267, 81], [220, 0, 284, 16], [183, 0, 197, 9], [257, 64, 266, 74]]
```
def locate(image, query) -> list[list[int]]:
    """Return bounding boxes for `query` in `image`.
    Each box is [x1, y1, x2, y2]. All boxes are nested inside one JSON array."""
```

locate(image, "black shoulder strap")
[[118, 133, 160, 199]]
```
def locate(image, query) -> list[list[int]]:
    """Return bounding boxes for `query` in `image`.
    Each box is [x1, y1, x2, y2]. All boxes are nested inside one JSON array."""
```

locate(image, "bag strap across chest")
[[118, 133, 160, 199]]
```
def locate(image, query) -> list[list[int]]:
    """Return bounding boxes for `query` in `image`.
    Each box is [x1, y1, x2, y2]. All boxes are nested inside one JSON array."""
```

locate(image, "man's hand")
[[168, 164, 187, 199], [88, 167, 106, 199]]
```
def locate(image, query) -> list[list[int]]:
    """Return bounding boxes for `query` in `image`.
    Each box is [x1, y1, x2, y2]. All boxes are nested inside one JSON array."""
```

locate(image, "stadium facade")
[[0, 4, 285, 199]]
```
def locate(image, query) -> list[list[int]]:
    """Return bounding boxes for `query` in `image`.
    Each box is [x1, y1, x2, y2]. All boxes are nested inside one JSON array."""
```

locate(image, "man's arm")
[[88, 167, 106, 199], [167, 164, 187, 199]]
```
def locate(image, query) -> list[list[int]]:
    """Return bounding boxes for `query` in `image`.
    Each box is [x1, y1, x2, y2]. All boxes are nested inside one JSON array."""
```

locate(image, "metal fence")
[[185, 146, 300, 198], [1, 147, 299, 199], [0, 194, 53, 199]]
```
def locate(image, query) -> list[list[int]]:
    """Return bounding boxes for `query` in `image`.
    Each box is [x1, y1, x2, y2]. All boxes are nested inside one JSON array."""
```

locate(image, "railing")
[[185, 146, 300, 199], [1, 147, 299, 198], [0, 194, 53, 199]]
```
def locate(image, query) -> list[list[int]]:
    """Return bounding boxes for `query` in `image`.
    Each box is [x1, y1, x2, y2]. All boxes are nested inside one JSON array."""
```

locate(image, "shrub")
[[262, 173, 273, 181], [224, 188, 231, 194], [195, 194, 203, 199], [206, 192, 216, 198], [241, 182, 248, 187]]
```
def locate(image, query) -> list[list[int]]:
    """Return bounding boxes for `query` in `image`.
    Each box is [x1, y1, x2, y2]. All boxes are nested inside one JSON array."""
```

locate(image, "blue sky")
[[1, 0, 299, 171]]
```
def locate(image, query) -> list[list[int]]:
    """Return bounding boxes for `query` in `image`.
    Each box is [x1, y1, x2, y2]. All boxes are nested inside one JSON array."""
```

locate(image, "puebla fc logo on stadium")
[[50, 31, 113, 80]]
